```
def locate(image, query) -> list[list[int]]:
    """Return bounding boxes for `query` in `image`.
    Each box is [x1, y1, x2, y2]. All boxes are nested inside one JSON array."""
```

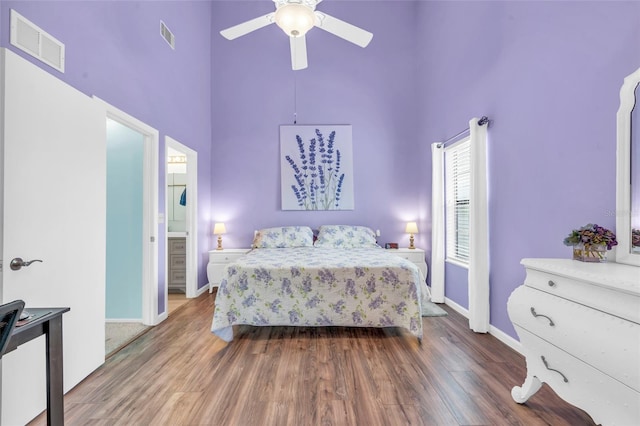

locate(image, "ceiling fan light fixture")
[[274, 4, 315, 37]]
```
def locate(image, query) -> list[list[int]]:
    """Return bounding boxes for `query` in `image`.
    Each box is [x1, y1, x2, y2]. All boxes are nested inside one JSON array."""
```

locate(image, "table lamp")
[[213, 223, 227, 250], [405, 222, 418, 249]]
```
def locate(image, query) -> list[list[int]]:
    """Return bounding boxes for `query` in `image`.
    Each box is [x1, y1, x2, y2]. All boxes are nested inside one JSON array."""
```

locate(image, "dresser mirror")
[[616, 66, 640, 266]]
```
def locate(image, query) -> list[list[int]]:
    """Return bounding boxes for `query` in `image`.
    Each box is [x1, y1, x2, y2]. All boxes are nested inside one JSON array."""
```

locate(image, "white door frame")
[[94, 97, 160, 325], [165, 136, 198, 301]]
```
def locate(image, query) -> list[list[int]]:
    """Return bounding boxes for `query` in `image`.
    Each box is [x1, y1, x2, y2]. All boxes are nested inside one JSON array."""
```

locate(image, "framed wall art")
[[280, 125, 354, 210]]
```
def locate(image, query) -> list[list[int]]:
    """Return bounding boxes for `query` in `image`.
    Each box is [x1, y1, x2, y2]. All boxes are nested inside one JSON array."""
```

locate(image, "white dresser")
[[207, 249, 251, 293], [507, 258, 640, 426]]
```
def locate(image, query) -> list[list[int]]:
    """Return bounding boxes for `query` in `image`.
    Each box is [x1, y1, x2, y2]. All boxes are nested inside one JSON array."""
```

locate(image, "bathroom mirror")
[[616, 66, 640, 266]]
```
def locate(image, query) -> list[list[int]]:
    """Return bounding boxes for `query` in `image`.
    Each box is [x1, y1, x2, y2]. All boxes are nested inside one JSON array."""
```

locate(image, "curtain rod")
[[437, 116, 489, 148]]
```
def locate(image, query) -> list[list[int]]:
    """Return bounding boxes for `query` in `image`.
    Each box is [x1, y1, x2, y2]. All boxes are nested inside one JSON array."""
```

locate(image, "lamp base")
[[409, 234, 415, 249], [217, 235, 223, 250]]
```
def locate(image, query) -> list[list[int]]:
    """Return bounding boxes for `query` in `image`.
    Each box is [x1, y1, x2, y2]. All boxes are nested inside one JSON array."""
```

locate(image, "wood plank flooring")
[[29, 292, 596, 425], [168, 292, 190, 314]]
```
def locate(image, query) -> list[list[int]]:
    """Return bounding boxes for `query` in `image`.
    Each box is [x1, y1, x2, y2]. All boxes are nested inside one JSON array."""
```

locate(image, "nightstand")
[[388, 247, 428, 279], [207, 248, 251, 293]]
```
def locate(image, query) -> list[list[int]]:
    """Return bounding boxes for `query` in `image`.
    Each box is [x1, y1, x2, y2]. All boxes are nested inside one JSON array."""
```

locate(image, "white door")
[[0, 49, 106, 425]]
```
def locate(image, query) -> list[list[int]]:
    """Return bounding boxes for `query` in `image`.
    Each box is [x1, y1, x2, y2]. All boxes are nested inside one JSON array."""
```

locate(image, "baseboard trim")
[[443, 298, 522, 355], [443, 297, 468, 316], [490, 324, 523, 354]]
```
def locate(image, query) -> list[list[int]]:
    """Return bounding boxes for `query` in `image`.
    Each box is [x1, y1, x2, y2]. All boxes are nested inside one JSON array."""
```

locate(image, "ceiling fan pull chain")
[[293, 71, 298, 124]]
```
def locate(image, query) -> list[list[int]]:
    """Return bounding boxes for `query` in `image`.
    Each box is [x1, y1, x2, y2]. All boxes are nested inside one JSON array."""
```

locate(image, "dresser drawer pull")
[[547, 280, 556, 287], [530, 307, 554, 326], [541, 356, 568, 383]]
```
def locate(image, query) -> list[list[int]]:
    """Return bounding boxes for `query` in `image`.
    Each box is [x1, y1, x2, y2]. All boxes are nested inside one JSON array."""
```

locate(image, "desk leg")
[[45, 316, 64, 426]]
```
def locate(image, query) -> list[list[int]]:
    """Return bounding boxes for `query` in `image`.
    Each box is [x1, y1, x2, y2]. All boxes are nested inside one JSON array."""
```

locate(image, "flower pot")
[[572, 243, 608, 262]]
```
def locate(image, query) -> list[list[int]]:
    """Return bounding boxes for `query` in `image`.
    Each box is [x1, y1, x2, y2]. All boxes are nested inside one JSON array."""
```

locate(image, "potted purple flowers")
[[563, 223, 618, 262]]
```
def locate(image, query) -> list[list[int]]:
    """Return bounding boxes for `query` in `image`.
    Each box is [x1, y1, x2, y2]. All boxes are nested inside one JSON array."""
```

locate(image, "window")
[[445, 137, 471, 265]]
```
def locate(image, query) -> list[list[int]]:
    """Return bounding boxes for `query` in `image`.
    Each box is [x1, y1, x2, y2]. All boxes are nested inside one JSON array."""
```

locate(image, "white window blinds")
[[445, 138, 471, 265]]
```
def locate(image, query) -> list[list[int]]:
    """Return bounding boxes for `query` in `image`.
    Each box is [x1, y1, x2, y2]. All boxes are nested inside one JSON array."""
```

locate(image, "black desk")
[[6, 307, 70, 426]]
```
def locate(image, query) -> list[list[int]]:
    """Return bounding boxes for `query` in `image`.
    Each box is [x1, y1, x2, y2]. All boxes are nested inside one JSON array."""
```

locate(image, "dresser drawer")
[[509, 285, 640, 392], [514, 326, 640, 426], [525, 268, 640, 324], [169, 269, 186, 283], [169, 238, 186, 252], [170, 254, 186, 269]]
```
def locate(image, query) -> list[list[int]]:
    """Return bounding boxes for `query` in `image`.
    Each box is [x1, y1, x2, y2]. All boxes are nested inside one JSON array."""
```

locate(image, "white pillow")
[[314, 225, 379, 248], [252, 226, 314, 248]]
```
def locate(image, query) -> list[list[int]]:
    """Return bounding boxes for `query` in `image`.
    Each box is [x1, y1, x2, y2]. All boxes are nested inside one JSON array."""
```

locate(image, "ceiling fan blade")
[[290, 36, 308, 70], [220, 12, 275, 40], [314, 12, 373, 48]]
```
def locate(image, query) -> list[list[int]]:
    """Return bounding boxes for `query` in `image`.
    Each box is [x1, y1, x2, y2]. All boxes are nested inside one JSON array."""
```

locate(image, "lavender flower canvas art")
[[280, 125, 354, 210]]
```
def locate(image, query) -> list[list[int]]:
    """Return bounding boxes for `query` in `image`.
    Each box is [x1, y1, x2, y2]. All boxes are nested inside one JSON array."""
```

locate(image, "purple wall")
[[416, 1, 640, 336], [0, 1, 214, 314], [211, 1, 640, 339], [210, 1, 425, 250], [2, 1, 638, 338]]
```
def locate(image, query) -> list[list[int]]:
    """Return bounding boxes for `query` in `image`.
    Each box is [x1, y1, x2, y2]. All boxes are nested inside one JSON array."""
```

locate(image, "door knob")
[[10, 257, 43, 271]]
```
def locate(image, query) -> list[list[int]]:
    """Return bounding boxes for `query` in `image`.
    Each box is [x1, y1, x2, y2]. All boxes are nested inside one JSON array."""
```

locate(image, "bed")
[[211, 225, 428, 342]]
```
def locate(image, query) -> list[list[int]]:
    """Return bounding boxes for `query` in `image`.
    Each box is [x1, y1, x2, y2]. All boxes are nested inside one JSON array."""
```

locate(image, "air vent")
[[10, 9, 65, 72], [160, 21, 175, 49]]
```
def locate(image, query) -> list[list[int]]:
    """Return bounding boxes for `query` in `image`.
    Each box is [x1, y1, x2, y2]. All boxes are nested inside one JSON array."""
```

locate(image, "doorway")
[[95, 97, 160, 326], [165, 136, 198, 313], [106, 119, 144, 321]]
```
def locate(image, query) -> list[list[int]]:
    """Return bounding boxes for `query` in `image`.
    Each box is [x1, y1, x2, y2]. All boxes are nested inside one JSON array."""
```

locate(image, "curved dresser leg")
[[511, 375, 542, 403]]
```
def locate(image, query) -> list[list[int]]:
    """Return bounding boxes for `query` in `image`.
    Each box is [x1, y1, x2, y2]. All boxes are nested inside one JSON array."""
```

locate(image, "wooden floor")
[[168, 292, 190, 314], [29, 292, 595, 425]]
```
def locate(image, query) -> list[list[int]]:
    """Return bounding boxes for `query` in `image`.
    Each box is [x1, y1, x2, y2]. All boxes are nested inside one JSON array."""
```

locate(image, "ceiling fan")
[[220, 0, 373, 71]]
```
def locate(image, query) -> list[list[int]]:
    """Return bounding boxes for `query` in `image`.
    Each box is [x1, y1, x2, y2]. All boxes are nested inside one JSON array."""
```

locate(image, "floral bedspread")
[[211, 247, 424, 342]]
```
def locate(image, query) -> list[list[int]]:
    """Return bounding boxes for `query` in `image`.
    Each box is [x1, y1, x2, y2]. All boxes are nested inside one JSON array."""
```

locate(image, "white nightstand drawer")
[[209, 253, 246, 264], [394, 251, 424, 263], [208, 249, 250, 263]]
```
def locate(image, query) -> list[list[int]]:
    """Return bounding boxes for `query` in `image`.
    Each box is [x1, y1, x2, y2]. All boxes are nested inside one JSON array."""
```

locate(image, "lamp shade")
[[274, 3, 315, 37], [405, 222, 419, 234], [213, 223, 227, 235]]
